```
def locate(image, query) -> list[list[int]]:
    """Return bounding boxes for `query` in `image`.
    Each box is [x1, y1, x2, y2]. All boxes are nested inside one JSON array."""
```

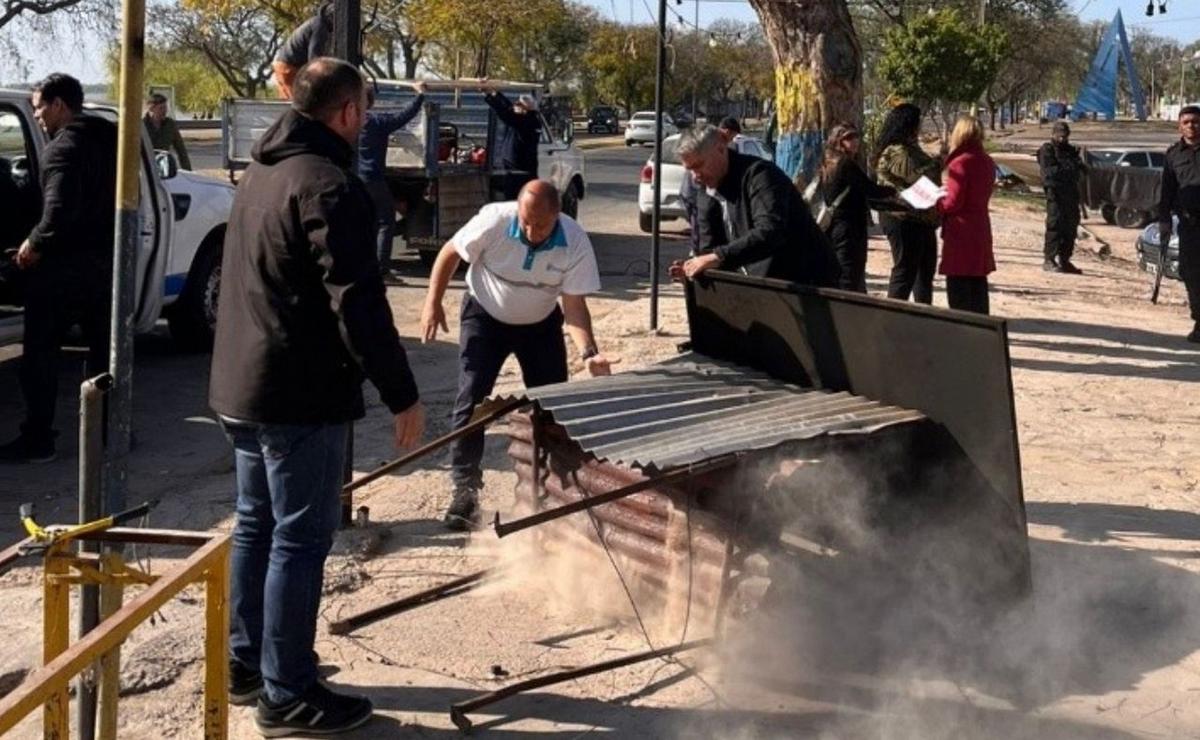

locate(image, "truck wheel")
[[169, 235, 223, 351], [1115, 206, 1147, 229], [1100, 203, 1116, 225], [639, 211, 653, 233], [561, 183, 580, 219]]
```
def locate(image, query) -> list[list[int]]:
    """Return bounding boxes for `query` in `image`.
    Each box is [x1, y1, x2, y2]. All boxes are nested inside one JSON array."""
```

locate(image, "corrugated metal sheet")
[[484, 357, 925, 473]]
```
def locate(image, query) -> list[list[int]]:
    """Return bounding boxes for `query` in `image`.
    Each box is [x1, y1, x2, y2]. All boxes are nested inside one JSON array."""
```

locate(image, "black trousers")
[[1044, 195, 1080, 263], [1178, 221, 1200, 323], [830, 224, 868, 293], [945, 276, 990, 315], [449, 296, 568, 490], [19, 263, 111, 444], [499, 171, 537, 201], [882, 217, 937, 304]]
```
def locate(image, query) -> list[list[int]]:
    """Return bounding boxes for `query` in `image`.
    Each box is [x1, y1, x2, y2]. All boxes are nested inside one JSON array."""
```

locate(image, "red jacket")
[[936, 141, 995, 277]]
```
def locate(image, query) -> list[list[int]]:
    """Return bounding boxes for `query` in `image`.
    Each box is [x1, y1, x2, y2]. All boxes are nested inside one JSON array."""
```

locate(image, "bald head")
[[518, 180, 560, 214], [515, 180, 561, 246]]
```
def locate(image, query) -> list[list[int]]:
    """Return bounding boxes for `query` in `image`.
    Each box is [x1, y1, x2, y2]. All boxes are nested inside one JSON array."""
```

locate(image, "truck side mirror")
[[155, 150, 179, 180]]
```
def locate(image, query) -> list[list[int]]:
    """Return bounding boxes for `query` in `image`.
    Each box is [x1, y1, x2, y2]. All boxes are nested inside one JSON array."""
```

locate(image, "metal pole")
[[332, 0, 362, 65], [106, 0, 145, 519], [691, 0, 699, 121], [331, 0, 361, 527], [77, 373, 112, 740], [649, 0, 667, 331]]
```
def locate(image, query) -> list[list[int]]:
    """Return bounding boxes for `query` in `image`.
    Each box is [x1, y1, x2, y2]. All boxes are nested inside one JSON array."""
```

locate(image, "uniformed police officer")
[[1159, 105, 1200, 343], [1037, 121, 1085, 274], [421, 180, 614, 529]]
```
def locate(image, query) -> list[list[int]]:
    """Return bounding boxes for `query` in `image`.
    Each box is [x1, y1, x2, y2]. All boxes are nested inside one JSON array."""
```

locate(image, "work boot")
[[443, 485, 481, 531], [1188, 323, 1200, 343], [0, 434, 56, 464], [1042, 259, 1058, 272], [1057, 260, 1083, 274], [255, 683, 373, 737], [229, 659, 262, 706], [230, 651, 322, 706]]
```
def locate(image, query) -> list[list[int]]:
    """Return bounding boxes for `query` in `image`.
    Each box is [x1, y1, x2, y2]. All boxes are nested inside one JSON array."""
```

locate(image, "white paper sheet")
[[899, 176, 945, 210]]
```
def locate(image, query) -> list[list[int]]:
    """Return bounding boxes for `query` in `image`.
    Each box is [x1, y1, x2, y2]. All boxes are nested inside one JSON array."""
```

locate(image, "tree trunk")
[[387, 42, 396, 79], [748, 0, 861, 182], [402, 38, 422, 79]]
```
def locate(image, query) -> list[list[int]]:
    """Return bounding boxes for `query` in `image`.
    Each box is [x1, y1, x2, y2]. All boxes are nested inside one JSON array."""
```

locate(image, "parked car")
[[1135, 218, 1181, 281], [636, 134, 771, 232], [1086, 148, 1164, 228], [0, 92, 234, 350], [624, 111, 677, 146], [587, 106, 619, 134]]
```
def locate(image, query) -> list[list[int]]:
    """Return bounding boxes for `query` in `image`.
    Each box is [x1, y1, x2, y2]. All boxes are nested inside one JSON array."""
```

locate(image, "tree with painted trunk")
[[748, 0, 863, 184]]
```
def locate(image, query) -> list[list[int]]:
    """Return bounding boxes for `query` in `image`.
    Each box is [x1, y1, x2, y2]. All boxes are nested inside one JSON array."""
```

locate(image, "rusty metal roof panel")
[[486, 358, 925, 472]]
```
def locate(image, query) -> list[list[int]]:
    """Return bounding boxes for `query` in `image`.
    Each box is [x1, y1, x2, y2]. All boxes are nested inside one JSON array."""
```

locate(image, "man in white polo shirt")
[[421, 180, 613, 529]]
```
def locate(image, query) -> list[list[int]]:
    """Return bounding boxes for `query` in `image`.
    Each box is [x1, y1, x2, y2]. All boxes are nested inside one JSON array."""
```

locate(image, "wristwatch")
[[581, 346, 599, 361]]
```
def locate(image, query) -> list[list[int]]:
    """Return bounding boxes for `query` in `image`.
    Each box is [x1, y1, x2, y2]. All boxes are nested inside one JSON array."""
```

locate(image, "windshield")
[[1090, 151, 1122, 164], [632, 113, 655, 121]]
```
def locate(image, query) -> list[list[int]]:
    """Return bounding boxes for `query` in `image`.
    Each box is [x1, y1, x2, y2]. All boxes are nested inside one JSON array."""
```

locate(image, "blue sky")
[[5, 0, 1200, 85]]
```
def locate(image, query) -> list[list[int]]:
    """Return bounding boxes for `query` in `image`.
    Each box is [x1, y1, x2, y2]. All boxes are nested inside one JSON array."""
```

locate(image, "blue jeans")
[[364, 178, 396, 268], [225, 421, 347, 705]]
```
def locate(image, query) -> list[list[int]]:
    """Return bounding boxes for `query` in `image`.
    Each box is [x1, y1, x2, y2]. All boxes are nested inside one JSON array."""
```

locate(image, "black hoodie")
[[209, 109, 419, 424], [26, 113, 117, 268]]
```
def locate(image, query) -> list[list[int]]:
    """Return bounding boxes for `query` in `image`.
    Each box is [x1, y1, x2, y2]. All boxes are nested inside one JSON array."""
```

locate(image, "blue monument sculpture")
[[1073, 9, 1146, 121]]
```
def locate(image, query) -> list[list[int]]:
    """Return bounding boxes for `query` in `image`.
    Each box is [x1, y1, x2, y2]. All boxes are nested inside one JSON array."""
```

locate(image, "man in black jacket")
[[481, 80, 542, 199], [1158, 105, 1200, 343], [210, 58, 424, 736], [1038, 121, 1085, 274], [0, 73, 116, 464], [669, 124, 838, 286]]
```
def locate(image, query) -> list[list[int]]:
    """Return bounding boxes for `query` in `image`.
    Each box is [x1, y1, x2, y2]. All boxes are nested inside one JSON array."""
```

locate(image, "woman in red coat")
[[936, 115, 995, 314]]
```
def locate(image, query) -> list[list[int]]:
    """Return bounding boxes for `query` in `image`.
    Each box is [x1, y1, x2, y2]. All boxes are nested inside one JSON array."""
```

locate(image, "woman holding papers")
[[819, 123, 896, 292], [935, 115, 995, 315], [872, 104, 941, 305]]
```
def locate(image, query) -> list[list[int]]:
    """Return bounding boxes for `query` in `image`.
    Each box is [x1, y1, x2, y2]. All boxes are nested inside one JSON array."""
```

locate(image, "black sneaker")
[[230, 659, 262, 705], [255, 683, 373, 737], [1042, 259, 1058, 272], [0, 435, 56, 464], [1057, 261, 1083, 274], [1187, 324, 1200, 343], [443, 486, 481, 531]]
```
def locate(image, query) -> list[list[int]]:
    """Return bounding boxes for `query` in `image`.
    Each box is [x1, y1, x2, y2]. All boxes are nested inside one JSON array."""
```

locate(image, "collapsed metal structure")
[[337, 271, 1032, 731]]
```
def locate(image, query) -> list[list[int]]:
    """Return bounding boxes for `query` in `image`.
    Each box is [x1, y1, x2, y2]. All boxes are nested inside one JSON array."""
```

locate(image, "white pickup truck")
[[0, 91, 235, 349], [223, 79, 586, 267]]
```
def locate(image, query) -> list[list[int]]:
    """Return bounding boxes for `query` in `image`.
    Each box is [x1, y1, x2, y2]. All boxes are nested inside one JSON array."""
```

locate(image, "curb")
[[576, 137, 624, 151]]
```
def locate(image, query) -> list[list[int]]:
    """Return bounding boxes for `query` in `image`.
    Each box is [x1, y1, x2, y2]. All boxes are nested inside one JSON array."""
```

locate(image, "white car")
[[624, 111, 677, 146], [636, 134, 771, 232], [0, 92, 235, 349]]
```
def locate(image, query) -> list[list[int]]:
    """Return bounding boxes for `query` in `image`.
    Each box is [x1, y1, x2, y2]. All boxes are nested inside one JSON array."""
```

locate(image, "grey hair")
[[676, 124, 724, 157]]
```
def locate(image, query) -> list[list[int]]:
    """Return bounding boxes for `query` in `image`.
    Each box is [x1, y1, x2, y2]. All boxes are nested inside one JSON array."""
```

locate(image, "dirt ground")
[[1, 179, 1199, 739]]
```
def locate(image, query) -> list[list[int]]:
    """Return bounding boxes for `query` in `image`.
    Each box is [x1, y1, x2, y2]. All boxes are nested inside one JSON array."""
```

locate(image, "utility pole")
[[650, 0, 667, 331], [106, 0, 146, 522], [691, 0, 699, 120], [332, 0, 361, 526]]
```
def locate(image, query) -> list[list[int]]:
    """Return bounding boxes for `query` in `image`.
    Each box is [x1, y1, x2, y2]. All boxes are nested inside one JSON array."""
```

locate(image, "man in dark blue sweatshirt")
[[358, 81, 426, 277]]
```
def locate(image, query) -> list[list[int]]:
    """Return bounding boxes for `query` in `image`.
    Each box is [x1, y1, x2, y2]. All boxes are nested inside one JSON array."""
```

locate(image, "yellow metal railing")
[[0, 527, 229, 739]]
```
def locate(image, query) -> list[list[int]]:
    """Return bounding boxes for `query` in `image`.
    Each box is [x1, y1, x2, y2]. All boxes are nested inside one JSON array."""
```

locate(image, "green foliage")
[[106, 45, 237, 116], [582, 22, 658, 115], [878, 9, 1007, 106]]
